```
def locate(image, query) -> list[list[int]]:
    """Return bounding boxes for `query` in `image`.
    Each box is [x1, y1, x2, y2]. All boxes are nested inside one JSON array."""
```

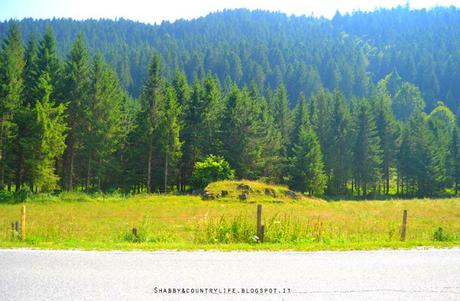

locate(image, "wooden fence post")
[[257, 204, 262, 242], [400, 209, 407, 241], [132, 227, 138, 238], [21, 205, 26, 240], [260, 225, 265, 243]]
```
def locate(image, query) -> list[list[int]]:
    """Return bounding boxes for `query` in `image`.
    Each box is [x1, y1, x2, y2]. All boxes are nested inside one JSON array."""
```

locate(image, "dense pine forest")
[[1, 6, 460, 198]]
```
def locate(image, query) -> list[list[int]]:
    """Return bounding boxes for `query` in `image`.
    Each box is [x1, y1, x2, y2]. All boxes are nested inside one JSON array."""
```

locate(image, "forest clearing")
[[1, 181, 460, 251]]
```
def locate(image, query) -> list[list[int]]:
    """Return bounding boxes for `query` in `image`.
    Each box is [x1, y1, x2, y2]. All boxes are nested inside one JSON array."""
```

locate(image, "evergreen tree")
[[407, 114, 444, 196], [327, 92, 352, 195], [36, 27, 60, 102], [352, 100, 382, 197], [289, 100, 326, 194], [14, 33, 39, 190], [0, 23, 25, 189], [32, 73, 67, 191], [221, 84, 265, 179], [449, 127, 460, 194], [200, 74, 223, 156], [61, 33, 91, 190], [272, 84, 292, 153], [136, 54, 165, 192], [179, 77, 202, 190], [372, 88, 399, 194], [160, 86, 182, 192], [84, 53, 124, 190]]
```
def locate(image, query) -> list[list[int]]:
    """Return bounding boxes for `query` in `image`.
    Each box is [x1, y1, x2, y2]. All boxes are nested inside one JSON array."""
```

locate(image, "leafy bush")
[[191, 155, 235, 188]]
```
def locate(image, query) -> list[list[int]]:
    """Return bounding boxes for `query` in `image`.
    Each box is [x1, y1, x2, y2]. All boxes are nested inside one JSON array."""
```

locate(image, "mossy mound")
[[203, 180, 322, 203]]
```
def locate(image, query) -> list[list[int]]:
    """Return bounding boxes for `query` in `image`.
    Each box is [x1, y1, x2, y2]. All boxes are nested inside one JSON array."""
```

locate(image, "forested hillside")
[[1, 7, 460, 198]]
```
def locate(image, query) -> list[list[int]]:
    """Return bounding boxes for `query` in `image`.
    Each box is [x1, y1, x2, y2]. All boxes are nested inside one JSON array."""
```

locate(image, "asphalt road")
[[1, 248, 460, 300]]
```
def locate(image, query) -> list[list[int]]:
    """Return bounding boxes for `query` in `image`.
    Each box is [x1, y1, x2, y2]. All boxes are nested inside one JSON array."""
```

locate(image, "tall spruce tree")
[[179, 76, 201, 190], [172, 70, 190, 190], [327, 92, 352, 195], [33, 73, 67, 192], [159, 86, 182, 192], [200, 74, 223, 156], [14, 33, 39, 190], [36, 27, 60, 102], [407, 114, 444, 196], [352, 100, 382, 197], [137, 54, 165, 192], [289, 95, 326, 194], [61, 33, 91, 190], [84, 53, 124, 190], [0, 23, 25, 189], [449, 127, 460, 194], [372, 88, 399, 194]]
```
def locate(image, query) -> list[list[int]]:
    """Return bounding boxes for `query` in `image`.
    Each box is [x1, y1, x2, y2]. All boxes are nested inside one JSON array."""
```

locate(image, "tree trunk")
[[0, 117, 4, 190], [385, 164, 390, 195], [86, 155, 91, 192], [164, 154, 168, 193], [147, 143, 152, 193], [69, 150, 74, 191]]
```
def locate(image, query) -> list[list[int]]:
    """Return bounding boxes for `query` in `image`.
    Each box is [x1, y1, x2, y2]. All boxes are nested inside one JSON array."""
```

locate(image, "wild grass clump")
[[432, 227, 455, 241], [121, 216, 176, 244], [194, 214, 331, 244], [194, 215, 256, 244]]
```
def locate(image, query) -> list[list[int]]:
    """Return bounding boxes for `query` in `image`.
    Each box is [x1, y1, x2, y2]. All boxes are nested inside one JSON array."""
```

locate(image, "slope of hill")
[[1, 6, 459, 110]]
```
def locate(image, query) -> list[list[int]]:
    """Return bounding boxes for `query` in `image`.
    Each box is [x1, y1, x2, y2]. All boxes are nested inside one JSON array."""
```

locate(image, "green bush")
[[191, 155, 235, 188], [432, 227, 452, 241]]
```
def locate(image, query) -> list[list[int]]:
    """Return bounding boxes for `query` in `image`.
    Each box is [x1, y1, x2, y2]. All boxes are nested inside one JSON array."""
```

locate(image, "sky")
[[1, 0, 459, 24]]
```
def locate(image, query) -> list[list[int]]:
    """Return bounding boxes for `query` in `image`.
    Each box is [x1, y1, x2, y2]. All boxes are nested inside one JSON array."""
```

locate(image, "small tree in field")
[[192, 155, 234, 188]]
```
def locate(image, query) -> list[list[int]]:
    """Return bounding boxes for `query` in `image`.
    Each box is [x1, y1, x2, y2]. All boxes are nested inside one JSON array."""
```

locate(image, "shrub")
[[191, 155, 235, 188]]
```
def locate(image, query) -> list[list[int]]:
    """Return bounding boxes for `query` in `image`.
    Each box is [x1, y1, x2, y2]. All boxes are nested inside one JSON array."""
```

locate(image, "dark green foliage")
[[33, 73, 67, 191], [372, 88, 399, 195], [191, 155, 235, 188], [1, 12, 460, 198], [0, 23, 25, 189], [352, 100, 382, 197], [61, 33, 91, 191], [289, 97, 326, 194], [326, 92, 352, 195]]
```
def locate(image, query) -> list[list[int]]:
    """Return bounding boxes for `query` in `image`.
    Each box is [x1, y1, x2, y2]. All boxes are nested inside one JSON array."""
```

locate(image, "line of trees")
[[1, 24, 460, 198]]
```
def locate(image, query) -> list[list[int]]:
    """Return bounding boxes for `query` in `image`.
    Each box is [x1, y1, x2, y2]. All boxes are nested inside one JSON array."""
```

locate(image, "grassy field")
[[1, 180, 460, 251]]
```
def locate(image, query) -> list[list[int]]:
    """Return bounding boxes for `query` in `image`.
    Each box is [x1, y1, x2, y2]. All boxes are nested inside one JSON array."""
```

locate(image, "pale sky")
[[1, 0, 459, 23]]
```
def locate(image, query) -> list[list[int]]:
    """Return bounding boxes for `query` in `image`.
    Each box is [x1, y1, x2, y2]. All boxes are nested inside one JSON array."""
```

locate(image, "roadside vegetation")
[[1, 181, 459, 251]]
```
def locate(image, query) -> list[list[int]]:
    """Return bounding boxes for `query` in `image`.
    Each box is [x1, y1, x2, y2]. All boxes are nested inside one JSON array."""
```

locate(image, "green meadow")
[[1, 181, 460, 251]]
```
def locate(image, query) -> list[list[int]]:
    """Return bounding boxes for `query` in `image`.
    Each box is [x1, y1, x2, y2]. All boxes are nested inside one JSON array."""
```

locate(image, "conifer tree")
[[84, 53, 124, 190], [160, 86, 182, 192], [372, 88, 399, 194], [449, 127, 460, 194], [272, 84, 292, 153], [14, 34, 39, 190], [327, 92, 352, 195], [33, 73, 67, 192], [179, 77, 202, 190], [36, 27, 60, 102], [61, 33, 91, 190], [407, 114, 444, 196], [352, 100, 382, 197], [289, 97, 326, 195], [0, 23, 25, 189], [200, 74, 223, 155], [137, 54, 164, 192]]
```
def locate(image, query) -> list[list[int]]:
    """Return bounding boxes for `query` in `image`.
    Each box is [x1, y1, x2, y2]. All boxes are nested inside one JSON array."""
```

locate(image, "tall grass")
[[1, 192, 460, 250]]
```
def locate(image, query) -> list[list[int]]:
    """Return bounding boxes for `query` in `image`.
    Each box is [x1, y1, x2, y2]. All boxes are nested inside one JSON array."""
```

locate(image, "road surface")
[[1, 248, 460, 300]]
